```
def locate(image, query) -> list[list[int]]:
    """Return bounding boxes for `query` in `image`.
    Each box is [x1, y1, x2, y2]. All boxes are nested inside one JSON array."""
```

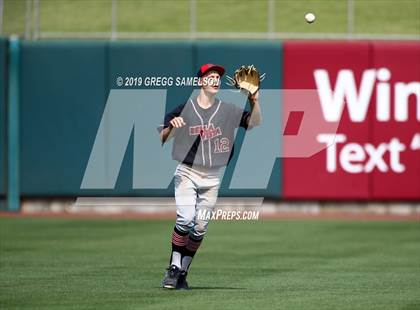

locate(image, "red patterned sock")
[[169, 227, 188, 268]]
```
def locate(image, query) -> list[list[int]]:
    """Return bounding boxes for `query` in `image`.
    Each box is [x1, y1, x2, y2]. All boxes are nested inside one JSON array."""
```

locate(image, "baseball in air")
[[305, 13, 316, 23]]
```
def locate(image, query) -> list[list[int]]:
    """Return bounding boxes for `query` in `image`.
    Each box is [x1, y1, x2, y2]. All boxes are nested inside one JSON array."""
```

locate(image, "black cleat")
[[162, 265, 180, 289], [176, 270, 189, 290]]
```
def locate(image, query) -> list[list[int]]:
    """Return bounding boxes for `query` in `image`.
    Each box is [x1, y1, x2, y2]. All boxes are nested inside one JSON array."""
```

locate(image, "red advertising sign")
[[371, 42, 420, 199], [283, 41, 420, 200]]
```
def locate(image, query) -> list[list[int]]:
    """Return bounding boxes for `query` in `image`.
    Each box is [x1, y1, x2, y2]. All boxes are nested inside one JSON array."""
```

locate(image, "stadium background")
[[0, 1, 419, 309]]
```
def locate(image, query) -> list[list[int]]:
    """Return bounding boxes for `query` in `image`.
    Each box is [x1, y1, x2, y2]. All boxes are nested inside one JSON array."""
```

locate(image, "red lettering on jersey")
[[189, 123, 222, 140]]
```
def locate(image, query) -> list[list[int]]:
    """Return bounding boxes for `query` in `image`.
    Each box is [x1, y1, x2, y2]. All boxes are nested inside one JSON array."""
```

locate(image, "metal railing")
[[4, 0, 420, 41]]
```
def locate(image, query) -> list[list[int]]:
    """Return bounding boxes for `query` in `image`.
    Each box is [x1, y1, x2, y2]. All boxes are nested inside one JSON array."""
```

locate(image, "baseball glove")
[[226, 65, 265, 95]]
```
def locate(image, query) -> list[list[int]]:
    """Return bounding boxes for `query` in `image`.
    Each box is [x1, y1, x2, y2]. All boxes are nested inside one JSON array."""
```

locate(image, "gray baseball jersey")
[[159, 97, 251, 168]]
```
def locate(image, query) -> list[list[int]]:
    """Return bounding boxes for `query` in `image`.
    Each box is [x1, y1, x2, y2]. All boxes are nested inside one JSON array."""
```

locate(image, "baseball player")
[[158, 63, 261, 289]]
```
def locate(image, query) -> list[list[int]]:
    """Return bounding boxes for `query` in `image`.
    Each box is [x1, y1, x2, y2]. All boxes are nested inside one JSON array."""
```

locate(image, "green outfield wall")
[[20, 42, 108, 196], [0, 38, 7, 197], [4, 38, 420, 209]]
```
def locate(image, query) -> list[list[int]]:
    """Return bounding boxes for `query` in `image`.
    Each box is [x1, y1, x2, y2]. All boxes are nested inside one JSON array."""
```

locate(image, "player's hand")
[[170, 117, 186, 128], [248, 90, 259, 104]]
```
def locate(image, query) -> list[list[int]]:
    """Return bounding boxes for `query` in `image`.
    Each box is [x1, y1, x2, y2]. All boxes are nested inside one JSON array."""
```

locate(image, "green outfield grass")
[[0, 218, 419, 309], [3, 0, 420, 36]]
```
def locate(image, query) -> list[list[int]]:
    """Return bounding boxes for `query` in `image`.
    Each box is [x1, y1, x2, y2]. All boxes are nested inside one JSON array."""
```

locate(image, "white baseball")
[[305, 12, 316, 23]]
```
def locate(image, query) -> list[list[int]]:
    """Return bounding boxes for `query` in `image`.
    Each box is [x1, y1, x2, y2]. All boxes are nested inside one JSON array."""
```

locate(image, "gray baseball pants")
[[174, 163, 223, 239]]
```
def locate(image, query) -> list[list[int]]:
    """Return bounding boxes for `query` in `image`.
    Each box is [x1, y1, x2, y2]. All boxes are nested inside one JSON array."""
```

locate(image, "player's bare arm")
[[160, 117, 186, 143], [248, 91, 262, 127]]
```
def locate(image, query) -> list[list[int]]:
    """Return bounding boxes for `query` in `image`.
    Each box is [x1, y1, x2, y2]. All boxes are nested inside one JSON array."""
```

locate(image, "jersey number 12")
[[214, 138, 230, 153]]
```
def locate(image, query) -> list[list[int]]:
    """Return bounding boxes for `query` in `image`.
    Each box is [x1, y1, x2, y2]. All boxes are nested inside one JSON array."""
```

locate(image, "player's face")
[[201, 71, 221, 94]]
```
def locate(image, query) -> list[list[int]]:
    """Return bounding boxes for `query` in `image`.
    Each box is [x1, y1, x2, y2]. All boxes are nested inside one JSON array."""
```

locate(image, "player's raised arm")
[[247, 91, 262, 127]]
